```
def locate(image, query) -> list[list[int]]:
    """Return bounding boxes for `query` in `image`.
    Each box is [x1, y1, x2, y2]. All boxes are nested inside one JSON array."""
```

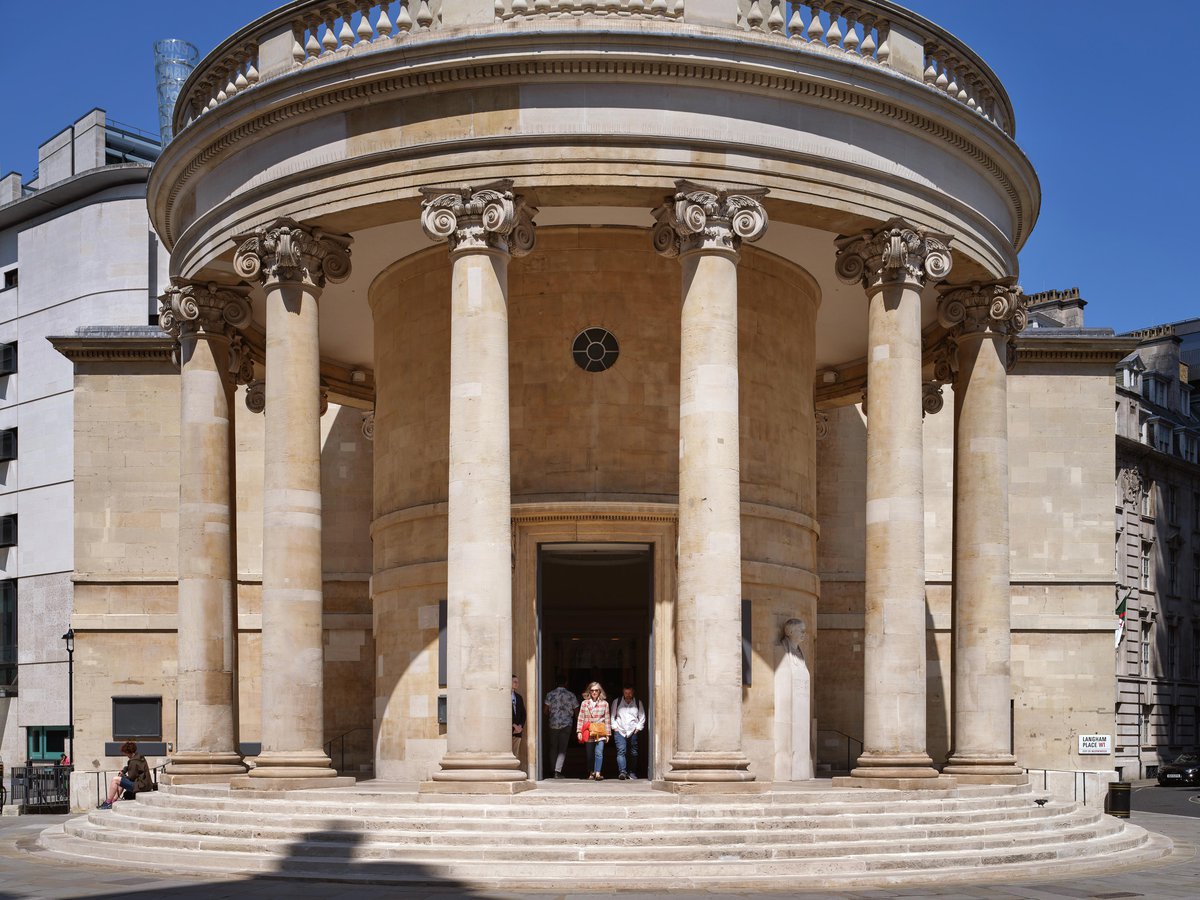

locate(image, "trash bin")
[[1105, 780, 1131, 818]]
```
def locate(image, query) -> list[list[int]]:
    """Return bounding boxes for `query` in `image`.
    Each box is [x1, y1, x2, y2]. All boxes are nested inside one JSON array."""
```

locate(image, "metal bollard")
[[1105, 780, 1131, 818]]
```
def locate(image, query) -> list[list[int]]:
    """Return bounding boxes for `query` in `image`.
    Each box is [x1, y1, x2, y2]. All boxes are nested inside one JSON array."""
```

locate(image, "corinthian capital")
[[834, 217, 952, 291], [233, 217, 353, 289], [158, 278, 253, 342], [936, 278, 1027, 342], [652, 181, 768, 257], [419, 180, 537, 257]]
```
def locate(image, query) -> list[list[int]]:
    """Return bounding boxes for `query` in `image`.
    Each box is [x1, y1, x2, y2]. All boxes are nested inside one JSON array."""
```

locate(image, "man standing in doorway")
[[612, 685, 646, 779], [543, 673, 579, 778], [512, 675, 527, 758]]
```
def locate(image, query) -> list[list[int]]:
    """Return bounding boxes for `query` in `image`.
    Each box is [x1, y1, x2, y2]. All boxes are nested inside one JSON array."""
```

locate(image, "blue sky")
[[0, 1, 1193, 334]]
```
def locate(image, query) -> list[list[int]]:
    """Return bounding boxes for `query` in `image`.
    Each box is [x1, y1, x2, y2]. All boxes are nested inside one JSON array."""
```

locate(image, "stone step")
[[61, 811, 1125, 862], [99, 798, 1093, 839], [38, 823, 1167, 890], [82, 804, 1099, 848]]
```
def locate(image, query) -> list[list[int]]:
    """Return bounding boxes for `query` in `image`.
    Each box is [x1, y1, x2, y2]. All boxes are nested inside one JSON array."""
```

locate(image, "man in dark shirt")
[[512, 674, 527, 758]]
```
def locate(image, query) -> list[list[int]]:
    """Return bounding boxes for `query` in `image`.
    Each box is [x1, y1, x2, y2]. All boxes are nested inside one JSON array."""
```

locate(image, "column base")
[[164, 751, 247, 779], [662, 751, 756, 784], [246, 749, 340, 781], [428, 751, 529, 786], [835, 751, 948, 788], [943, 755, 1028, 785]]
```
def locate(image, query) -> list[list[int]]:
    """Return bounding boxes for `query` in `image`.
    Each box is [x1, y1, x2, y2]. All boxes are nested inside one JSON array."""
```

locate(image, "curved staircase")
[[37, 780, 1170, 890]]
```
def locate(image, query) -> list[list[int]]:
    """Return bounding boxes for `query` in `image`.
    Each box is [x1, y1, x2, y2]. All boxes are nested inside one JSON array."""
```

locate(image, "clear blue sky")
[[0, 1, 1193, 334]]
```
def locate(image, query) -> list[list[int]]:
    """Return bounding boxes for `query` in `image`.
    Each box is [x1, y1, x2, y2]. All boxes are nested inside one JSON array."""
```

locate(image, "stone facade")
[[26, 2, 1148, 814]]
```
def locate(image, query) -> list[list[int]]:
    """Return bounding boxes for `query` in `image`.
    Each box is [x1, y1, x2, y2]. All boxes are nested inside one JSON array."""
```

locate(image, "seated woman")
[[98, 741, 151, 809]]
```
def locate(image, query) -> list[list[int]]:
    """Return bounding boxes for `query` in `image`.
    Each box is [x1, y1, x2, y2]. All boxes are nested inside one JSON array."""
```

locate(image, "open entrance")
[[538, 543, 653, 780]]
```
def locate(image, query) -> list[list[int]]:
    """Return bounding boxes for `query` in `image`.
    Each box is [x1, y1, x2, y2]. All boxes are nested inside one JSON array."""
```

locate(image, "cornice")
[[1013, 334, 1141, 366], [153, 34, 1029, 253], [49, 334, 177, 365]]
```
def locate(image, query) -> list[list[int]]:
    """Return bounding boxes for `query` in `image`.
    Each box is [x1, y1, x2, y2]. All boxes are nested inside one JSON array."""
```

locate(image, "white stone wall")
[[0, 177, 159, 771]]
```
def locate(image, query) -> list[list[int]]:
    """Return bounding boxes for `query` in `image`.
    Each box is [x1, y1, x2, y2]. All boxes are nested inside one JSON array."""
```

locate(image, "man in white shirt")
[[611, 686, 645, 780]]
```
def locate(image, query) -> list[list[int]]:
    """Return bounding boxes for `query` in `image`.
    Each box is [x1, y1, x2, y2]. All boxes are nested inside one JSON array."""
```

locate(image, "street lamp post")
[[62, 629, 74, 764]]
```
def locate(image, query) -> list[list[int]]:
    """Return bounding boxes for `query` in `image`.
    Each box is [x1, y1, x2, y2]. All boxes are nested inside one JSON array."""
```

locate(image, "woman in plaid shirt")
[[576, 682, 611, 780]]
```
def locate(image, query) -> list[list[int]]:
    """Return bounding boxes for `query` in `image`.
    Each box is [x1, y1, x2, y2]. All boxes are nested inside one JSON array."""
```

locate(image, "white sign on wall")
[[1078, 734, 1111, 755]]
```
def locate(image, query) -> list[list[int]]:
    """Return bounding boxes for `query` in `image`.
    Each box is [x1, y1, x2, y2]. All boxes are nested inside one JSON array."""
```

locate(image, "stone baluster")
[[937, 279, 1029, 785], [376, 1, 395, 37], [652, 181, 768, 787], [232, 218, 355, 787], [832, 217, 954, 788], [858, 13, 877, 59], [159, 279, 254, 781], [806, 2, 826, 44], [356, 2, 375, 44], [842, 6, 861, 55], [420, 180, 536, 791]]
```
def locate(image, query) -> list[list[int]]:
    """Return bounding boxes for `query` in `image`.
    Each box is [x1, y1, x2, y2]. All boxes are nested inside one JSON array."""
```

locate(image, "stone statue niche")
[[774, 617, 815, 781]]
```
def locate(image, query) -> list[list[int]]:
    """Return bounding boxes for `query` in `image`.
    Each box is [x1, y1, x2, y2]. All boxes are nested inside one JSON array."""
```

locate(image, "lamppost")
[[61, 629, 74, 765]]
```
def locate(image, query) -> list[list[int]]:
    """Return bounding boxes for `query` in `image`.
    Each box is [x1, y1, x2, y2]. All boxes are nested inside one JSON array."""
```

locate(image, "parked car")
[[1156, 753, 1200, 786]]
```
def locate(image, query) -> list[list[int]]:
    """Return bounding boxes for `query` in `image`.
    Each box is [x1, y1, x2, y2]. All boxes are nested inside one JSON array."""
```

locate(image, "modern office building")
[[0, 109, 162, 770]]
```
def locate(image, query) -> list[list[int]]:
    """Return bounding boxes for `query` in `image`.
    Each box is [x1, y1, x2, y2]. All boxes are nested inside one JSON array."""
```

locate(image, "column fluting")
[[421, 180, 536, 786], [160, 279, 253, 778], [833, 218, 952, 786], [233, 218, 353, 781], [653, 181, 767, 784], [938, 279, 1028, 783]]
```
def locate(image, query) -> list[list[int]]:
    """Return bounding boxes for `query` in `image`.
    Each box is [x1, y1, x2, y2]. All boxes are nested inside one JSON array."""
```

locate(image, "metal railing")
[[817, 728, 863, 774], [324, 726, 372, 774], [7, 765, 72, 811], [89, 762, 169, 808]]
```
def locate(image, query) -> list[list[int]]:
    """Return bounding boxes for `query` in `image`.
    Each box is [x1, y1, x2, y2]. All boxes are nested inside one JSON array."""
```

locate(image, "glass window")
[[26, 726, 69, 761], [1142, 621, 1153, 677], [1142, 542, 1153, 590], [0, 579, 14, 696]]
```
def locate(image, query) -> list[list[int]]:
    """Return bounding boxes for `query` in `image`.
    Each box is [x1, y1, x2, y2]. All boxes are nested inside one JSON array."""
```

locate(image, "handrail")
[[818, 727, 863, 773], [89, 761, 169, 807], [172, 0, 1014, 139], [324, 726, 371, 774]]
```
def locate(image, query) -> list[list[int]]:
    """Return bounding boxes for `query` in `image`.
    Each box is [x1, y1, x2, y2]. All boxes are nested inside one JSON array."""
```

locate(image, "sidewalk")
[[0, 808, 1196, 898]]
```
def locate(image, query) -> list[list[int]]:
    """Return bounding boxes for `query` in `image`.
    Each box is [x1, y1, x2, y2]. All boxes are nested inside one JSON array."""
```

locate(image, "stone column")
[[652, 181, 767, 786], [832, 218, 953, 788], [938, 279, 1028, 784], [232, 218, 354, 787], [420, 181, 536, 790], [159, 279, 253, 779]]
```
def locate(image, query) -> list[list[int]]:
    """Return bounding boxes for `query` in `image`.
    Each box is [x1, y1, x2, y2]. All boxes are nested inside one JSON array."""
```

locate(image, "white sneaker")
[[628, 772, 638, 780]]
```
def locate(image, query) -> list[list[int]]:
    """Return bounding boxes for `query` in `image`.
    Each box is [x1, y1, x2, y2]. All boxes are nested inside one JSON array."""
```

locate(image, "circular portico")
[[146, 0, 1039, 792]]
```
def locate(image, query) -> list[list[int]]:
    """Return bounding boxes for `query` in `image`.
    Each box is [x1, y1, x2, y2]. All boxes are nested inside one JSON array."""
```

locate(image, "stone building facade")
[[43, 2, 1134, 803], [0, 110, 163, 772]]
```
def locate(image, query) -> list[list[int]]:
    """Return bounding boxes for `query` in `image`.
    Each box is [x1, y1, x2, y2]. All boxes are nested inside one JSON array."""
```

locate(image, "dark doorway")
[[538, 543, 652, 780]]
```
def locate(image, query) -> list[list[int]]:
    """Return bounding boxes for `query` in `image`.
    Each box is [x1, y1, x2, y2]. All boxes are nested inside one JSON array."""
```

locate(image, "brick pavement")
[[0, 809, 1195, 899]]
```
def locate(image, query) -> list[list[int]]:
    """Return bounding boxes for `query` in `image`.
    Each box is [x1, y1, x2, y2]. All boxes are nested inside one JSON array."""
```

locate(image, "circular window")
[[572, 328, 620, 373]]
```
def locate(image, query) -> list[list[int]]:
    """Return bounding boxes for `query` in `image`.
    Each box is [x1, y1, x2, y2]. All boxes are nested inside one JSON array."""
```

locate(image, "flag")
[[1115, 588, 1132, 649]]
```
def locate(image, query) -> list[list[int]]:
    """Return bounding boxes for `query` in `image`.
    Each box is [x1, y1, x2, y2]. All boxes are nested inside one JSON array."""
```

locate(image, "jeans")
[[590, 739, 606, 773], [614, 730, 639, 775], [549, 726, 572, 774]]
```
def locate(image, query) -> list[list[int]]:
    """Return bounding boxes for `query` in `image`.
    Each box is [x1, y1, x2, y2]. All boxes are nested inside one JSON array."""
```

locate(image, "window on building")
[[0, 427, 15, 461], [1142, 704, 1153, 746], [1182, 384, 1194, 418], [0, 342, 15, 376], [26, 726, 68, 761], [1169, 546, 1180, 595], [1120, 367, 1141, 392], [1169, 486, 1180, 522], [1, 268, 15, 290], [1142, 541, 1153, 590], [0, 514, 15, 547], [112, 696, 163, 740], [1142, 481, 1155, 517], [1193, 628, 1200, 680], [0, 579, 15, 696], [1195, 491, 1200, 530], [1142, 621, 1153, 677], [1170, 705, 1179, 745], [1144, 376, 1169, 407], [1169, 623, 1179, 676], [1194, 553, 1200, 602]]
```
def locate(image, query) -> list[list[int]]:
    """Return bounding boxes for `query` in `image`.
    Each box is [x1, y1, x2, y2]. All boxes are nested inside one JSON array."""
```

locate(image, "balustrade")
[[175, 0, 1014, 139]]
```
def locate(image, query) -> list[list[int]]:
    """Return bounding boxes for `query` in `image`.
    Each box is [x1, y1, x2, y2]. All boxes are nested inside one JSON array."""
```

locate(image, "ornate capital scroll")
[[651, 180, 768, 258], [815, 411, 830, 441], [227, 333, 255, 386], [922, 381, 945, 416], [245, 378, 266, 414], [158, 279, 253, 342], [232, 217, 353, 289], [937, 278, 1027, 373], [834, 217, 952, 292], [361, 410, 375, 441], [419, 179, 537, 257]]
